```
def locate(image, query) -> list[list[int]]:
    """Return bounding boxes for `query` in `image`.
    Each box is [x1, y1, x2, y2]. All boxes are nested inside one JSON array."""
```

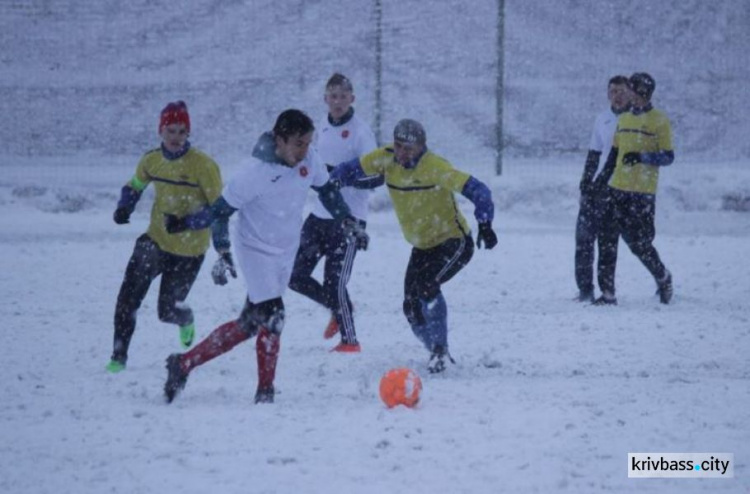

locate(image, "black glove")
[[342, 216, 369, 251], [113, 207, 131, 225], [476, 222, 498, 250], [622, 152, 641, 166], [211, 252, 237, 285], [164, 214, 188, 234]]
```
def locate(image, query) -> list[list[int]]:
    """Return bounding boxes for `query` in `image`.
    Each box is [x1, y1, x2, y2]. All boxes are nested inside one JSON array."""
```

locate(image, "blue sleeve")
[[460, 176, 495, 223], [640, 150, 674, 167], [328, 158, 368, 186], [175, 196, 235, 231], [311, 181, 352, 221], [351, 174, 385, 190], [327, 160, 383, 190], [117, 185, 142, 212], [182, 205, 213, 230], [210, 196, 238, 252]]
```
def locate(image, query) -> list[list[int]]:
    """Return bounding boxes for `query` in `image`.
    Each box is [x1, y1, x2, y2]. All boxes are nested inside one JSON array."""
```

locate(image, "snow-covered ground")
[[0, 160, 748, 493], [2, 0, 749, 491]]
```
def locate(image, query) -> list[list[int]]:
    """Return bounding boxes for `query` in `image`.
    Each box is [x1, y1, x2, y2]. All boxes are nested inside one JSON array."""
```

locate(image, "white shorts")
[[236, 246, 295, 303]]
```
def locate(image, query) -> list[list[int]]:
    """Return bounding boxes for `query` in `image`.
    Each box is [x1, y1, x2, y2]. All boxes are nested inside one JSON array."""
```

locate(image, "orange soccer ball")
[[379, 368, 422, 408]]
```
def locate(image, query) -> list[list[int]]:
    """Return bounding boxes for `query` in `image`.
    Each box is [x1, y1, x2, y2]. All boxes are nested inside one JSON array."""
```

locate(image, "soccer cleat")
[[179, 322, 195, 348], [330, 342, 361, 353], [254, 386, 275, 404], [427, 345, 455, 374], [164, 354, 189, 403], [657, 271, 673, 304], [592, 293, 617, 306], [323, 315, 339, 340], [105, 359, 126, 373], [573, 290, 594, 303], [428, 353, 446, 374]]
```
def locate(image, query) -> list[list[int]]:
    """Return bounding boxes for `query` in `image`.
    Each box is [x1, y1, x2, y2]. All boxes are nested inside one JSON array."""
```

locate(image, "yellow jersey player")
[[106, 101, 223, 373], [330, 119, 498, 373], [593, 73, 674, 305]]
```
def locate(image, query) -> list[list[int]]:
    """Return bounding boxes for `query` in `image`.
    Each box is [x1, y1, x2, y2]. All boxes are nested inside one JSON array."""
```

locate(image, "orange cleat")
[[330, 342, 361, 353], [323, 315, 339, 340]]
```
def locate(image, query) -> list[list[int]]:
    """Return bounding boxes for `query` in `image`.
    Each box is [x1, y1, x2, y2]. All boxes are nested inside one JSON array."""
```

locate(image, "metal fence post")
[[496, 0, 505, 175], [374, 0, 383, 145]]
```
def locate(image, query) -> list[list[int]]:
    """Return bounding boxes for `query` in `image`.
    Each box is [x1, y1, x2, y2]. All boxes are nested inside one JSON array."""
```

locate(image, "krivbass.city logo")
[[628, 453, 734, 478]]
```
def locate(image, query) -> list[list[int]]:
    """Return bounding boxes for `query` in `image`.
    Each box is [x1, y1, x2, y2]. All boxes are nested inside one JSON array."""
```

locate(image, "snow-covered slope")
[[1, 0, 748, 172]]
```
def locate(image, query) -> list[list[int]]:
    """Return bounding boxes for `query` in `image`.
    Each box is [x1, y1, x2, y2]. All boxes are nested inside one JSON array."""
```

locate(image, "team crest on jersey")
[[299, 166, 309, 177], [341, 130, 350, 139]]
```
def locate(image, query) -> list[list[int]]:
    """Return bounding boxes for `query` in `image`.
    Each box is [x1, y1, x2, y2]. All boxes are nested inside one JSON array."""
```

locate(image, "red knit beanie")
[[159, 101, 191, 133]]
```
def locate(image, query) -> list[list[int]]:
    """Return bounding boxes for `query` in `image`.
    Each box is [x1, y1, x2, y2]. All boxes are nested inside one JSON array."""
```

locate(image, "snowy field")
[[2, 0, 748, 492], [0, 160, 748, 493]]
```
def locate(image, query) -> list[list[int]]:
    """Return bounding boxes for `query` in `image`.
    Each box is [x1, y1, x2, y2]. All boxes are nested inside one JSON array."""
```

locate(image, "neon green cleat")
[[106, 360, 126, 373], [179, 322, 195, 348]]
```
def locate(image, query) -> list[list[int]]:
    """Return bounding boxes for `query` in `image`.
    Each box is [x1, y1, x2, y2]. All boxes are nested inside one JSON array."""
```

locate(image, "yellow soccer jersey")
[[360, 146, 471, 249], [609, 109, 673, 195], [131, 147, 222, 256]]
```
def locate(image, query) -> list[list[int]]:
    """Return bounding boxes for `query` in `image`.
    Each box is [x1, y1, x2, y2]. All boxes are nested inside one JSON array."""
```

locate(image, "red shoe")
[[323, 315, 339, 340], [330, 342, 361, 353]]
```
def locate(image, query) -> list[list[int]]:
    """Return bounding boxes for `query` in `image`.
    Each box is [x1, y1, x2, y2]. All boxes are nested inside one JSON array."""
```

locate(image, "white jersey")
[[587, 107, 620, 172], [310, 112, 377, 221], [223, 149, 328, 303]]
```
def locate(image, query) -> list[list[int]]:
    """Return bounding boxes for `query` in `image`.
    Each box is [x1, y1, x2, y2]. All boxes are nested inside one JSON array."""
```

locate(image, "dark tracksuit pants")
[[403, 235, 474, 330], [289, 214, 362, 344], [112, 234, 204, 363], [597, 187, 668, 296], [574, 190, 607, 294]]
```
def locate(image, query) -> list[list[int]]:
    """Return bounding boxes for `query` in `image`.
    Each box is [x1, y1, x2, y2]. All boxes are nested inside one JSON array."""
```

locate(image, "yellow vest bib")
[[610, 109, 673, 195], [133, 147, 223, 256], [360, 147, 471, 249]]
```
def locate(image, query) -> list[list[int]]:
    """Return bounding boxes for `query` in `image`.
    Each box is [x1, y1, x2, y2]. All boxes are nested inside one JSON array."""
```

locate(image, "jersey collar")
[[398, 147, 428, 170], [161, 141, 191, 161], [328, 107, 355, 127], [252, 131, 287, 165], [630, 103, 653, 115]]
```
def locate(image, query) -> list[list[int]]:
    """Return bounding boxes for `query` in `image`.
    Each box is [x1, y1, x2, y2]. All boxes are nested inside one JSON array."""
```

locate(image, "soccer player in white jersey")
[[289, 73, 380, 353], [574, 75, 631, 302], [163, 109, 367, 404]]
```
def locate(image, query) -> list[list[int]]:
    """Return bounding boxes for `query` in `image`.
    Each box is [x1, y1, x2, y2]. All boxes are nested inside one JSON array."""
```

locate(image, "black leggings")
[[597, 188, 667, 295], [403, 236, 474, 325], [111, 234, 204, 362]]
